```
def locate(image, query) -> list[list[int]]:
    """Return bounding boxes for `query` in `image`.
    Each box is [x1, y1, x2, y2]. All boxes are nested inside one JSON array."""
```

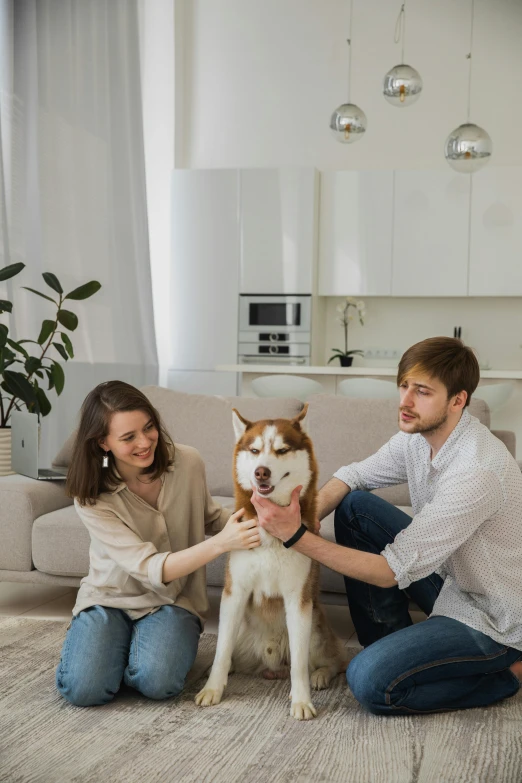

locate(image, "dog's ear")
[[232, 408, 252, 442], [291, 403, 308, 432]]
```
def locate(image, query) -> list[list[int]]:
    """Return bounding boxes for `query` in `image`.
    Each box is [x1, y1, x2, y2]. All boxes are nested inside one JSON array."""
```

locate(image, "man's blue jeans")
[[56, 604, 201, 707], [334, 491, 521, 714]]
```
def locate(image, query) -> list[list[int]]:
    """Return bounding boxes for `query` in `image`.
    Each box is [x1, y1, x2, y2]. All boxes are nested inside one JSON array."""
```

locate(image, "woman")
[[56, 380, 260, 707]]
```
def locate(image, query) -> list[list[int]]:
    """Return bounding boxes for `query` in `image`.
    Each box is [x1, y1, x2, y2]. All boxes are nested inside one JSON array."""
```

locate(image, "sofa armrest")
[[491, 429, 516, 459], [0, 474, 73, 571]]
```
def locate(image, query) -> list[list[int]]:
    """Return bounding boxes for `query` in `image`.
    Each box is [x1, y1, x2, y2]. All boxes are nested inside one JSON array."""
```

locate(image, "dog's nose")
[[254, 466, 271, 482]]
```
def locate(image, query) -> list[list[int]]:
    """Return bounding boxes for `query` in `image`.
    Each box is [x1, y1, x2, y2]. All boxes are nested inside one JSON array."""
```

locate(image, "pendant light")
[[330, 0, 367, 143], [444, 0, 492, 173], [383, 3, 423, 107]]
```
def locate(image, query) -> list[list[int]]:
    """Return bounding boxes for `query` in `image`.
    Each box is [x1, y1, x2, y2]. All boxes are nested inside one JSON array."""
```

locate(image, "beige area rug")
[[1, 618, 521, 783]]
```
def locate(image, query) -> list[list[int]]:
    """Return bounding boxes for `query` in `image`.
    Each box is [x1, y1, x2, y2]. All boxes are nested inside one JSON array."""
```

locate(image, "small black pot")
[[339, 355, 354, 367]]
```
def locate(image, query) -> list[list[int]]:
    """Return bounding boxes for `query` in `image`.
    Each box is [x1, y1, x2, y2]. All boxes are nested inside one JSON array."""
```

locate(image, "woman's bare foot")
[[262, 667, 290, 680], [509, 660, 522, 682]]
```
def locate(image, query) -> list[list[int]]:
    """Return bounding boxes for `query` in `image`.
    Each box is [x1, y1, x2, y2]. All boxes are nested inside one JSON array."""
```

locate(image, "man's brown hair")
[[66, 381, 174, 506], [397, 337, 480, 407]]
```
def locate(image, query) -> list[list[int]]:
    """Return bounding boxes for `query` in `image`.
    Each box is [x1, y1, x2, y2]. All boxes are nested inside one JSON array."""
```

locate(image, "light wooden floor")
[[0, 582, 427, 647]]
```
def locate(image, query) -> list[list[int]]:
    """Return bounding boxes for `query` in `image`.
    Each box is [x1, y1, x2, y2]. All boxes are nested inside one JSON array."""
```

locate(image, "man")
[[251, 337, 522, 715]]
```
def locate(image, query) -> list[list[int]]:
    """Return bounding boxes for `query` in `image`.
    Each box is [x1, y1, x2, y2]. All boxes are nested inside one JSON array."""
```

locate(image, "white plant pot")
[[0, 428, 15, 477]]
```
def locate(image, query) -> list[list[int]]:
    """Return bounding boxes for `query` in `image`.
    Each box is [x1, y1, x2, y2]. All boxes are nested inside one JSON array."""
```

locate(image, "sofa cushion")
[[306, 396, 490, 507], [52, 387, 303, 498]]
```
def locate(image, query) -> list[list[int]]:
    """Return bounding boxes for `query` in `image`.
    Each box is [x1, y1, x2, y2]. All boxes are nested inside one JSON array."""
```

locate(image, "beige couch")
[[0, 387, 513, 605]]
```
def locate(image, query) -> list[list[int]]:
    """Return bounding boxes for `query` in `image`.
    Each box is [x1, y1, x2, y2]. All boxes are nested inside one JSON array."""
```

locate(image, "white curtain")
[[1, 0, 158, 466]]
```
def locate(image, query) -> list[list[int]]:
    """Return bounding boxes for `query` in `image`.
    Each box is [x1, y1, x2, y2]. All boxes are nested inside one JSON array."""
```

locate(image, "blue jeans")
[[56, 604, 201, 707], [335, 491, 521, 714]]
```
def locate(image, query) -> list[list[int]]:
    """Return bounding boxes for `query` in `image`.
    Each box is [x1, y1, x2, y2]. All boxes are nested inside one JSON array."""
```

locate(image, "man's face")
[[398, 374, 455, 434]]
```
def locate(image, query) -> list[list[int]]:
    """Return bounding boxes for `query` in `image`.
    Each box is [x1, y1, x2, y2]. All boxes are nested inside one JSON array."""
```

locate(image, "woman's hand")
[[215, 508, 261, 553]]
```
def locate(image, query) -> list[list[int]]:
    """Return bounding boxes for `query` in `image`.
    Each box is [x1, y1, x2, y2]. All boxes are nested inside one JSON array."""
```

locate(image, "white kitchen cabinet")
[[239, 168, 317, 295], [170, 169, 239, 375], [469, 166, 522, 296], [392, 171, 470, 297], [318, 171, 394, 296]]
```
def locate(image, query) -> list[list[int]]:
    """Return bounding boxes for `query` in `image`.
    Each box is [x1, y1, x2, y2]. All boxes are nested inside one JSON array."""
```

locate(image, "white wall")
[[177, 0, 522, 170]]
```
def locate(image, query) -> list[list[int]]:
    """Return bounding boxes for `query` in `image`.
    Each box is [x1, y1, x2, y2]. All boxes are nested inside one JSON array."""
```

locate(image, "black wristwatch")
[[283, 523, 308, 549]]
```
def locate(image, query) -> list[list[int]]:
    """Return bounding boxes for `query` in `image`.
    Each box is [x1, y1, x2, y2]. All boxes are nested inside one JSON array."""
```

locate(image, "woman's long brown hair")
[[66, 381, 174, 506]]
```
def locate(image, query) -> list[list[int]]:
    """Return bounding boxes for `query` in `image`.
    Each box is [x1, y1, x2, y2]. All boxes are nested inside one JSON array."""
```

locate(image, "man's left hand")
[[251, 484, 303, 542]]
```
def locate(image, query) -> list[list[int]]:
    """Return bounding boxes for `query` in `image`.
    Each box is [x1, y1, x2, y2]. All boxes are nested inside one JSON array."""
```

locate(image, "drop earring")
[[102, 451, 109, 468]]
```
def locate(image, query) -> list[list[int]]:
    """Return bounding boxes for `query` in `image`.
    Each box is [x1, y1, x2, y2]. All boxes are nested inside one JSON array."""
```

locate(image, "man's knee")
[[346, 650, 387, 714]]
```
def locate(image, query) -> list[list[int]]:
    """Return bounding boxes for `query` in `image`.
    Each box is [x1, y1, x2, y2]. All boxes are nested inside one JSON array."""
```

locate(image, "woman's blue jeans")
[[334, 491, 521, 714], [56, 604, 201, 707]]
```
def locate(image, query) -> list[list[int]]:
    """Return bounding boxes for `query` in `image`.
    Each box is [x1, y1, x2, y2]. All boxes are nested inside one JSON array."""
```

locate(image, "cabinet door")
[[392, 171, 470, 296], [318, 171, 393, 296], [240, 168, 316, 294], [469, 167, 522, 296], [170, 169, 239, 370]]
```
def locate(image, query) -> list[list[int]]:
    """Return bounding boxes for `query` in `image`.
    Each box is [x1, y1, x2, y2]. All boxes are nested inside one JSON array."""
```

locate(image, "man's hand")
[[251, 485, 303, 542]]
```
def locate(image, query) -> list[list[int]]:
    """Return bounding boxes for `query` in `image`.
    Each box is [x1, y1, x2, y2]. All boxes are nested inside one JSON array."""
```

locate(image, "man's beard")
[[399, 407, 449, 435]]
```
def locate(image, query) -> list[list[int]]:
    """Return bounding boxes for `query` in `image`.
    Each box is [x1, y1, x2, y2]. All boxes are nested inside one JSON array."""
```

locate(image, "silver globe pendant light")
[[330, 0, 367, 144], [383, 3, 423, 107], [444, 0, 492, 173]]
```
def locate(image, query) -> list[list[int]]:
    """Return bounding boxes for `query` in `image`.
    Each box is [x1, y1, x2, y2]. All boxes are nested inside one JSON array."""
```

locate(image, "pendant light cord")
[[466, 0, 475, 122], [346, 0, 354, 102], [394, 3, 406, 65]]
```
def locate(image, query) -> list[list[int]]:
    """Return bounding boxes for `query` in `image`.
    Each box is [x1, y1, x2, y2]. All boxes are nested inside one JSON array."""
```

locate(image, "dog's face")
[[232, 406, 312, 506]]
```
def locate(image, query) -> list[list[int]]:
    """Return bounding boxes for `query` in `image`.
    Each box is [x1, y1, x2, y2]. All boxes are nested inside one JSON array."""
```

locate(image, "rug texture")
[[1, 617, 521, 783]]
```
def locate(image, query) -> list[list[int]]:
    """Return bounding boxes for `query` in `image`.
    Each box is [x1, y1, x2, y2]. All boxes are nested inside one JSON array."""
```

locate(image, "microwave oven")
[[239, 295, 311, 336]]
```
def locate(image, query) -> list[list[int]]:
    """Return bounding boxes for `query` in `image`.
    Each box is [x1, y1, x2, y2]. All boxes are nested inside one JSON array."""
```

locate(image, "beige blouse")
[[72, 443, 230, 625]]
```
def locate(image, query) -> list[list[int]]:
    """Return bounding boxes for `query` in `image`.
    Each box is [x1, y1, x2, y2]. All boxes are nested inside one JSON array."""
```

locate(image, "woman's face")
[[99, 409, 159, 475]]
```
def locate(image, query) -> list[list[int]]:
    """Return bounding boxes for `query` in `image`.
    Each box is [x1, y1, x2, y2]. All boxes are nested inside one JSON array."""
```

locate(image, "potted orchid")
[[0, 262, 101, 475], [328, 297, 366, 367]]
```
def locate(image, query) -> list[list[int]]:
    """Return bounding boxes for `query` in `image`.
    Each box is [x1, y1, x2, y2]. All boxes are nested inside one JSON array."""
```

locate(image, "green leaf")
[[6, 338, 29, 359], [45, 368, 55, 391], [0, 300, 13, 313], [42, 272, 63, 294], [18, 339, 39, 345], [35, 386, 52, 417], [35, 370, 44, 379], [0, 347, 16, 371], [61, 332, 74, 358], [0, 262, 25, 282], [327, 355, 341, 364], [0, 324, 7, 348], [52, 342, 69, 361], [25, 356, 42, 374], [21, 286, 58, 304], [2, 371, 38, 406], [56, 309, 78, 331], [38, 319, 56, 345], [51, 361, 65, 395], [65, 280, 101, 300]]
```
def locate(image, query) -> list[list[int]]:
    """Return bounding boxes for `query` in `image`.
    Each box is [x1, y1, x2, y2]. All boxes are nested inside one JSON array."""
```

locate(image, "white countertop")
[[216, 364, 522, 380]]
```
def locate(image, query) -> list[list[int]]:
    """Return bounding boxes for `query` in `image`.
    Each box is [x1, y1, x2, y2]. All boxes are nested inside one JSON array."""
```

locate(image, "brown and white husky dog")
[[195, 405, 347, 720]]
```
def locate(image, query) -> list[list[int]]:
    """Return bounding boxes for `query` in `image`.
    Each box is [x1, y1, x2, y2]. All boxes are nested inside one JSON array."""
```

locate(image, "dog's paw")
[[195, 687, 223, 707], [310, 667, 332, 691], [290, 701, 317, 721]]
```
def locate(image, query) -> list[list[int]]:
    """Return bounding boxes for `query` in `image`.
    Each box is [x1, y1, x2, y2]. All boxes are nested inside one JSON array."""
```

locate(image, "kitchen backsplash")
[[323, 297, 522, 371]]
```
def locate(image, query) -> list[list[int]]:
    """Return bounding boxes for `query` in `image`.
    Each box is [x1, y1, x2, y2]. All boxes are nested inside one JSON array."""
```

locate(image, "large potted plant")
[[0, 263, 101, 476], [328, 297, 366, 367]]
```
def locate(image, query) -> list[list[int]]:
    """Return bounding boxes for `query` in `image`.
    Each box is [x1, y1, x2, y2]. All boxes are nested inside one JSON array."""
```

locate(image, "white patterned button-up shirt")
[[334, 409, 522, 651]]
